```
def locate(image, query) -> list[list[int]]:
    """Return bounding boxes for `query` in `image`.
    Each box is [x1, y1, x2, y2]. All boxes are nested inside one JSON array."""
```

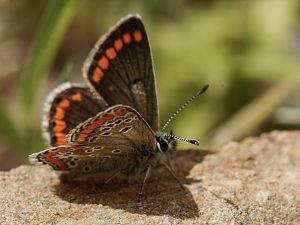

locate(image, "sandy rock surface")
[[0, 131, 299, 224]]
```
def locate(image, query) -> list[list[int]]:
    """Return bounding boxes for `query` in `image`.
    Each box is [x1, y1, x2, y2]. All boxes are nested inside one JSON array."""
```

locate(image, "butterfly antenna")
[[162, 84, 209, 131], [168, 130, 200, 146], [174, 135, 200, 146]]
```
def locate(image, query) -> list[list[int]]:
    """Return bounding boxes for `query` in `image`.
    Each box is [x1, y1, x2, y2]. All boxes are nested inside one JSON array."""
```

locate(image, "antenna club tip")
[[189, 140, 200, 146], [197, 84, 209, 96]]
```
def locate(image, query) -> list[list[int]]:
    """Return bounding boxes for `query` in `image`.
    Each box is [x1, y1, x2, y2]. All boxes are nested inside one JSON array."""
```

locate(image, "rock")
[[0, 131, 299, 224]]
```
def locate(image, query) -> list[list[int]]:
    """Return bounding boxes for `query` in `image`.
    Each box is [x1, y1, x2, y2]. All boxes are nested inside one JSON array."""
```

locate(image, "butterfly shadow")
[[54, 149, 211, 219]]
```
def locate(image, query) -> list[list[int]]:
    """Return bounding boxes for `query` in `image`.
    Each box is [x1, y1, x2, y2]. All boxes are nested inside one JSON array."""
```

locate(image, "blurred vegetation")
[[1, 0, 300, 168]]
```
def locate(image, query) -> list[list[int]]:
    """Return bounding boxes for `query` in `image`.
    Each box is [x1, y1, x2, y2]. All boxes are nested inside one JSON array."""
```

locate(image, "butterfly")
[[29, 14, 209, 186]]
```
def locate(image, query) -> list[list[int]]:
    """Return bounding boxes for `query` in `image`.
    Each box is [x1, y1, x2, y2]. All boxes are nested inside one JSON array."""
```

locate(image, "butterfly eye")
[[156, 137, 169, 152]]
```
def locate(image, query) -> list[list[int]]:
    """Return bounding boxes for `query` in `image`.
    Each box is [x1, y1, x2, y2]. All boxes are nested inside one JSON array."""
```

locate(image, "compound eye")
[[157, 138, 169, 152]]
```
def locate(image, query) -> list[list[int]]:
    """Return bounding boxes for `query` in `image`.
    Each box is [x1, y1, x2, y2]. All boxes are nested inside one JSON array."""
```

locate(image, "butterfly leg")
[[163, 155, 185, 190], [105, 171, 122, 184], [138, 165, 151, 196]]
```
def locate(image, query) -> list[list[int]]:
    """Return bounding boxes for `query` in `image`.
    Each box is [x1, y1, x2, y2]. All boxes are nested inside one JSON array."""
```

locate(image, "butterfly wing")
[[42, 82, 108, 146], [28, 144, 143, 176], [83, 14, 159, 131], [66, 105, 155, 147], [31, 105, 157, 176]]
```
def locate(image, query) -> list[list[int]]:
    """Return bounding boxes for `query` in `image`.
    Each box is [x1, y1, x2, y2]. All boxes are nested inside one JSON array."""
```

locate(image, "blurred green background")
[[1, 0, 300, 170]]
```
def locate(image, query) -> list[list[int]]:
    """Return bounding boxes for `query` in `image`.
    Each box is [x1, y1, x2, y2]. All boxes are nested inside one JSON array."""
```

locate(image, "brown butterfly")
[[29, 14, 209, 188]]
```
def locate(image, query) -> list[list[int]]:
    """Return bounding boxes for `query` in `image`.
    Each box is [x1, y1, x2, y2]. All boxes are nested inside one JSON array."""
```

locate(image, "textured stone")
[[0, 131, 299, 224]]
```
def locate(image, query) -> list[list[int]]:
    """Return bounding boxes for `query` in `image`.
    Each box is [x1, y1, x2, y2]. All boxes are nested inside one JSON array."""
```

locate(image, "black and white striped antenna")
[[167, 129, 200, 146], [162, 84, 209, 132]]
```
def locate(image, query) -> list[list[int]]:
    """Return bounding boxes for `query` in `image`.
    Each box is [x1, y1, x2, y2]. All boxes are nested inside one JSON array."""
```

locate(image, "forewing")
[[83, 15, 159, 131], [67, 105, 155, 148]]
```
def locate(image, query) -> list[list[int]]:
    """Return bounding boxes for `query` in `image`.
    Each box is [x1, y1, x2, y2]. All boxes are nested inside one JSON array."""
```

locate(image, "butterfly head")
[[155, 131, 177, 153]]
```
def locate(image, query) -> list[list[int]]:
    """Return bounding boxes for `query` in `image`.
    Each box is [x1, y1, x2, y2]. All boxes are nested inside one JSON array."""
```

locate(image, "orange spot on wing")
[[56, 138, 66, 146], [93, 114, 114, 127], [98, 56, 109, 70], [106, 47, 117, 59], [114, 38, 123, 51], [133, 30, 142, 42], [92, 67, 104, 84], [80, 128, 93, 134], [76, 114, 114, 142], [70, 92, 83, 101], [77, 137, 85, 142], [55, 132, 67, 138], [54, 132, 67, 145], [77, 133, 89, 142], [43, 147, 70, 170], [115, 108, 127, 116], [88, 122, 100, 130], [123, 33, 131, 44], [59, 99, 70, 108], [54, 120, 67, 132], [54, 107, 65, 120], [100, 114, 114, 122]]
